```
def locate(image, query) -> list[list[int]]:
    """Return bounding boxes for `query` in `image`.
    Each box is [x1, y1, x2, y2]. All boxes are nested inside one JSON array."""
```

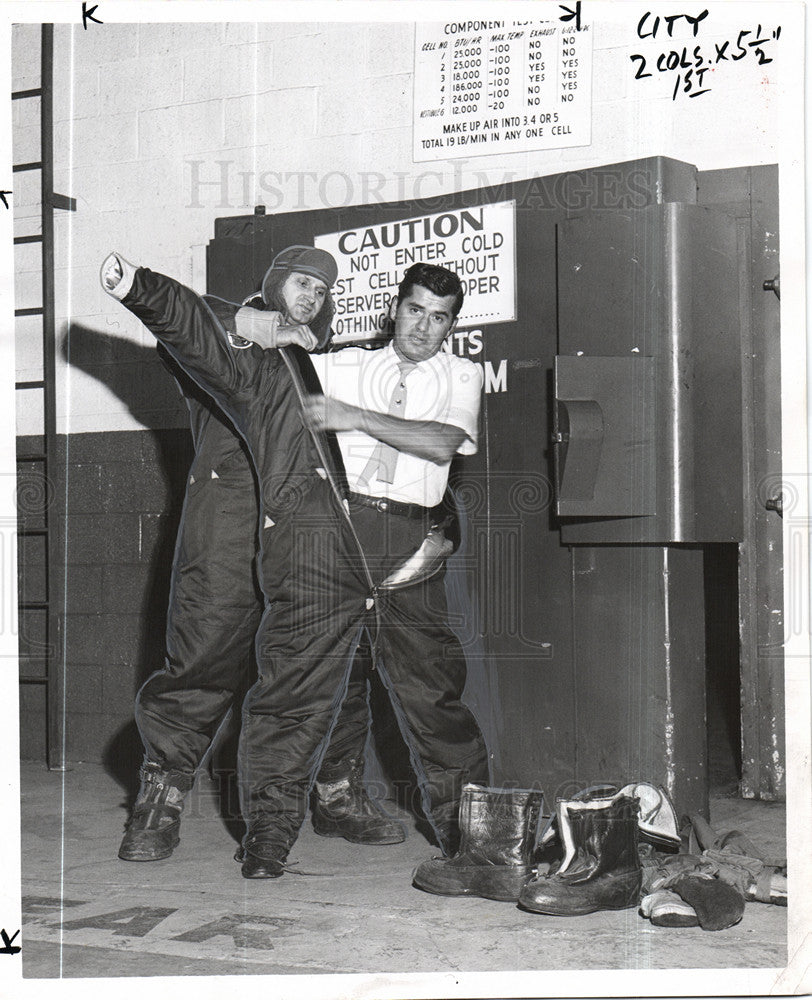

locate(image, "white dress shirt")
[[309, 343, 482, 507]]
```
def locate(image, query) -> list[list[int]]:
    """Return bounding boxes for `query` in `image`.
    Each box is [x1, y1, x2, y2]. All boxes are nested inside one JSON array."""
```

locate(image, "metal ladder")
[[14, 24, 75, 769]]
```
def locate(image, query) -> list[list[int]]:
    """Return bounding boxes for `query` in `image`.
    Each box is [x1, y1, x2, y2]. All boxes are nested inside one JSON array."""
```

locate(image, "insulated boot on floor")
[[118, 762, 191, 862], [412, 784, 545, 902], [518, 791, 642, 915], [312, 758, 405, 845], [539, 782, 680, 852]]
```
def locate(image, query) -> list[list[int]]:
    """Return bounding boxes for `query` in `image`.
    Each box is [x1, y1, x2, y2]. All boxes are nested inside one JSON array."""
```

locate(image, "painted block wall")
[[18, 428, 193, 763]]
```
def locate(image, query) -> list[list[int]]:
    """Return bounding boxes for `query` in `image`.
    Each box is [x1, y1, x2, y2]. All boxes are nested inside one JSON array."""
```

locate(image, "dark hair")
[[260, 268, 335, 347], [396, 262, 464, 318]]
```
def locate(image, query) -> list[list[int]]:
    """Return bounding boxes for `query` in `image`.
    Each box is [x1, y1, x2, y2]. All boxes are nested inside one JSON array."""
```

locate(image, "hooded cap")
[[261, 245, 338, 305]]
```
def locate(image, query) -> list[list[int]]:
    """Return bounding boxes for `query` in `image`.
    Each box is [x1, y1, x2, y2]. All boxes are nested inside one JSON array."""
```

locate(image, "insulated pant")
[[240, 497, 490, 853], [118, 266, 489, 853]]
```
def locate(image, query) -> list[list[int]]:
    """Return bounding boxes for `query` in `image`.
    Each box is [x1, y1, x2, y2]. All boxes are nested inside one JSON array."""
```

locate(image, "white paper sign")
[[315, 200, 516, 340], [414, 17, 592, 161]]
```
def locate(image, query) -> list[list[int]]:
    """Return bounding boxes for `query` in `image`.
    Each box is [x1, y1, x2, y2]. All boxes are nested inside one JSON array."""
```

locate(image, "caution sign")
[[315, 201, 516, 341]]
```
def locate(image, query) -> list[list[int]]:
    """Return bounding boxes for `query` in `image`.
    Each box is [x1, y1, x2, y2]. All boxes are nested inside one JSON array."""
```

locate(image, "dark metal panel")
[[571, 544, 708, 819], [556, 206, 693, 542], [556, 205, 744, 544], [688, 205, 744, 542]]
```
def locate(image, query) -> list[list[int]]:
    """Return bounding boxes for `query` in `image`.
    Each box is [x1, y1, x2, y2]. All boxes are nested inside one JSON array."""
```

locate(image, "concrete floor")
[[19, 761, 788, 982]]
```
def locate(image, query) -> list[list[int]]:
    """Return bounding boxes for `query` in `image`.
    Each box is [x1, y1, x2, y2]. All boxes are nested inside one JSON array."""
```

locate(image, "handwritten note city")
[[629, 9, 781, 100]]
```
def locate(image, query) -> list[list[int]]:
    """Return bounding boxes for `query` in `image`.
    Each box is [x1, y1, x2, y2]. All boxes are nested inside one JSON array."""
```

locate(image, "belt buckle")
[[376, 499, 388, 513]]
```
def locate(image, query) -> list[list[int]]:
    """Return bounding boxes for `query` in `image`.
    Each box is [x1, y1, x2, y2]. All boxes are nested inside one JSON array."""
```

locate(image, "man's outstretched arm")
[[303, 395, 470, 465], [101, 251, 272, 405]]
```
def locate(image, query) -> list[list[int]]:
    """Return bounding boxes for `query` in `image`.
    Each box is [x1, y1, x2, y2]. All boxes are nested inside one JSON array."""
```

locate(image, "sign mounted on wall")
[[413, 17, 592, 161], [315, 200, 517, 340]]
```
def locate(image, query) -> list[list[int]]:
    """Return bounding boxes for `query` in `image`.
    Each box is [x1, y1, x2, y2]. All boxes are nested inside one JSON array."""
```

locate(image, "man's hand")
[[100, 251, 136, 300], [275, 323, 318, 351], [234, 308, 318, 351], [303, 394, 362, 432], [101, 254, 123, 290]]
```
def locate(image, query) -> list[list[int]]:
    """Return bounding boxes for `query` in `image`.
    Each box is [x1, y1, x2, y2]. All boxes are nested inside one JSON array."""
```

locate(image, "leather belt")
[[347, 491, 434, 521]]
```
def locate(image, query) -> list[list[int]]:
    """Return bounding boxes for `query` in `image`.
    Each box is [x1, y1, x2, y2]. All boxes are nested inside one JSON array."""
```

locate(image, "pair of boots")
[[119, 757, 404, 867], [413, 784, 642, 914]]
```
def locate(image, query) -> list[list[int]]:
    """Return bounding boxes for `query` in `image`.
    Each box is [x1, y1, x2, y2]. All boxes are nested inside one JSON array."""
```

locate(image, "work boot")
[[538, 782, 680, 852], [312, 758, 405, 845], [413, 784, 545, 902], [518, 791, 642, 915], [118, 762, 192, 862], [240, 836, 290, 880]]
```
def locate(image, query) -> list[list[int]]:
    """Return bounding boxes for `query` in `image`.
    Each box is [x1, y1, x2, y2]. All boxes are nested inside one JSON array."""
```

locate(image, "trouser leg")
[[239, 491, 371, 854], [350, 505, 490, 842], [135, 464, 262, 777], [315, 640, 372, 781], [374, 575, 490, 809], [239, 617, 365, 854], [136, 600, 261, 774]]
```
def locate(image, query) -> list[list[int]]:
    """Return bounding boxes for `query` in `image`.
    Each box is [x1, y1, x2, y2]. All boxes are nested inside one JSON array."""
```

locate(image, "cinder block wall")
[[12, 17, 779, 763], [18, 429, 192, 763]]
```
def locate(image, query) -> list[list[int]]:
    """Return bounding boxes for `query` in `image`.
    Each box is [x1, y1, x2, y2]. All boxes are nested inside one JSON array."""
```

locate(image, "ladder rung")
[[14, 234, 43, 245], [17, 453, 47, 462], [20, 676, 48, 686], [15, 308, 43, 316], [13, 162, 42, 173], [16, 380, 45, 390], [12, 88, 42, 100], [50, 192, 77, 212], [18, 528, 48, 537], [19, 602, 49, 611]]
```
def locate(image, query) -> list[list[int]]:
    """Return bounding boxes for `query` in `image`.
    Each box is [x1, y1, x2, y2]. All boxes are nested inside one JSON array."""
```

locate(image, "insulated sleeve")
[[119, 266, 283, 408], [203, 294, 240, 335]]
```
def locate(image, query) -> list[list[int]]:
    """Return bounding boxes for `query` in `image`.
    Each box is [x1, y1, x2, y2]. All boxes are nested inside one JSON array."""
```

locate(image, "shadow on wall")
[[61, 321, 190, 431], [60, 323, 193, 802]]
